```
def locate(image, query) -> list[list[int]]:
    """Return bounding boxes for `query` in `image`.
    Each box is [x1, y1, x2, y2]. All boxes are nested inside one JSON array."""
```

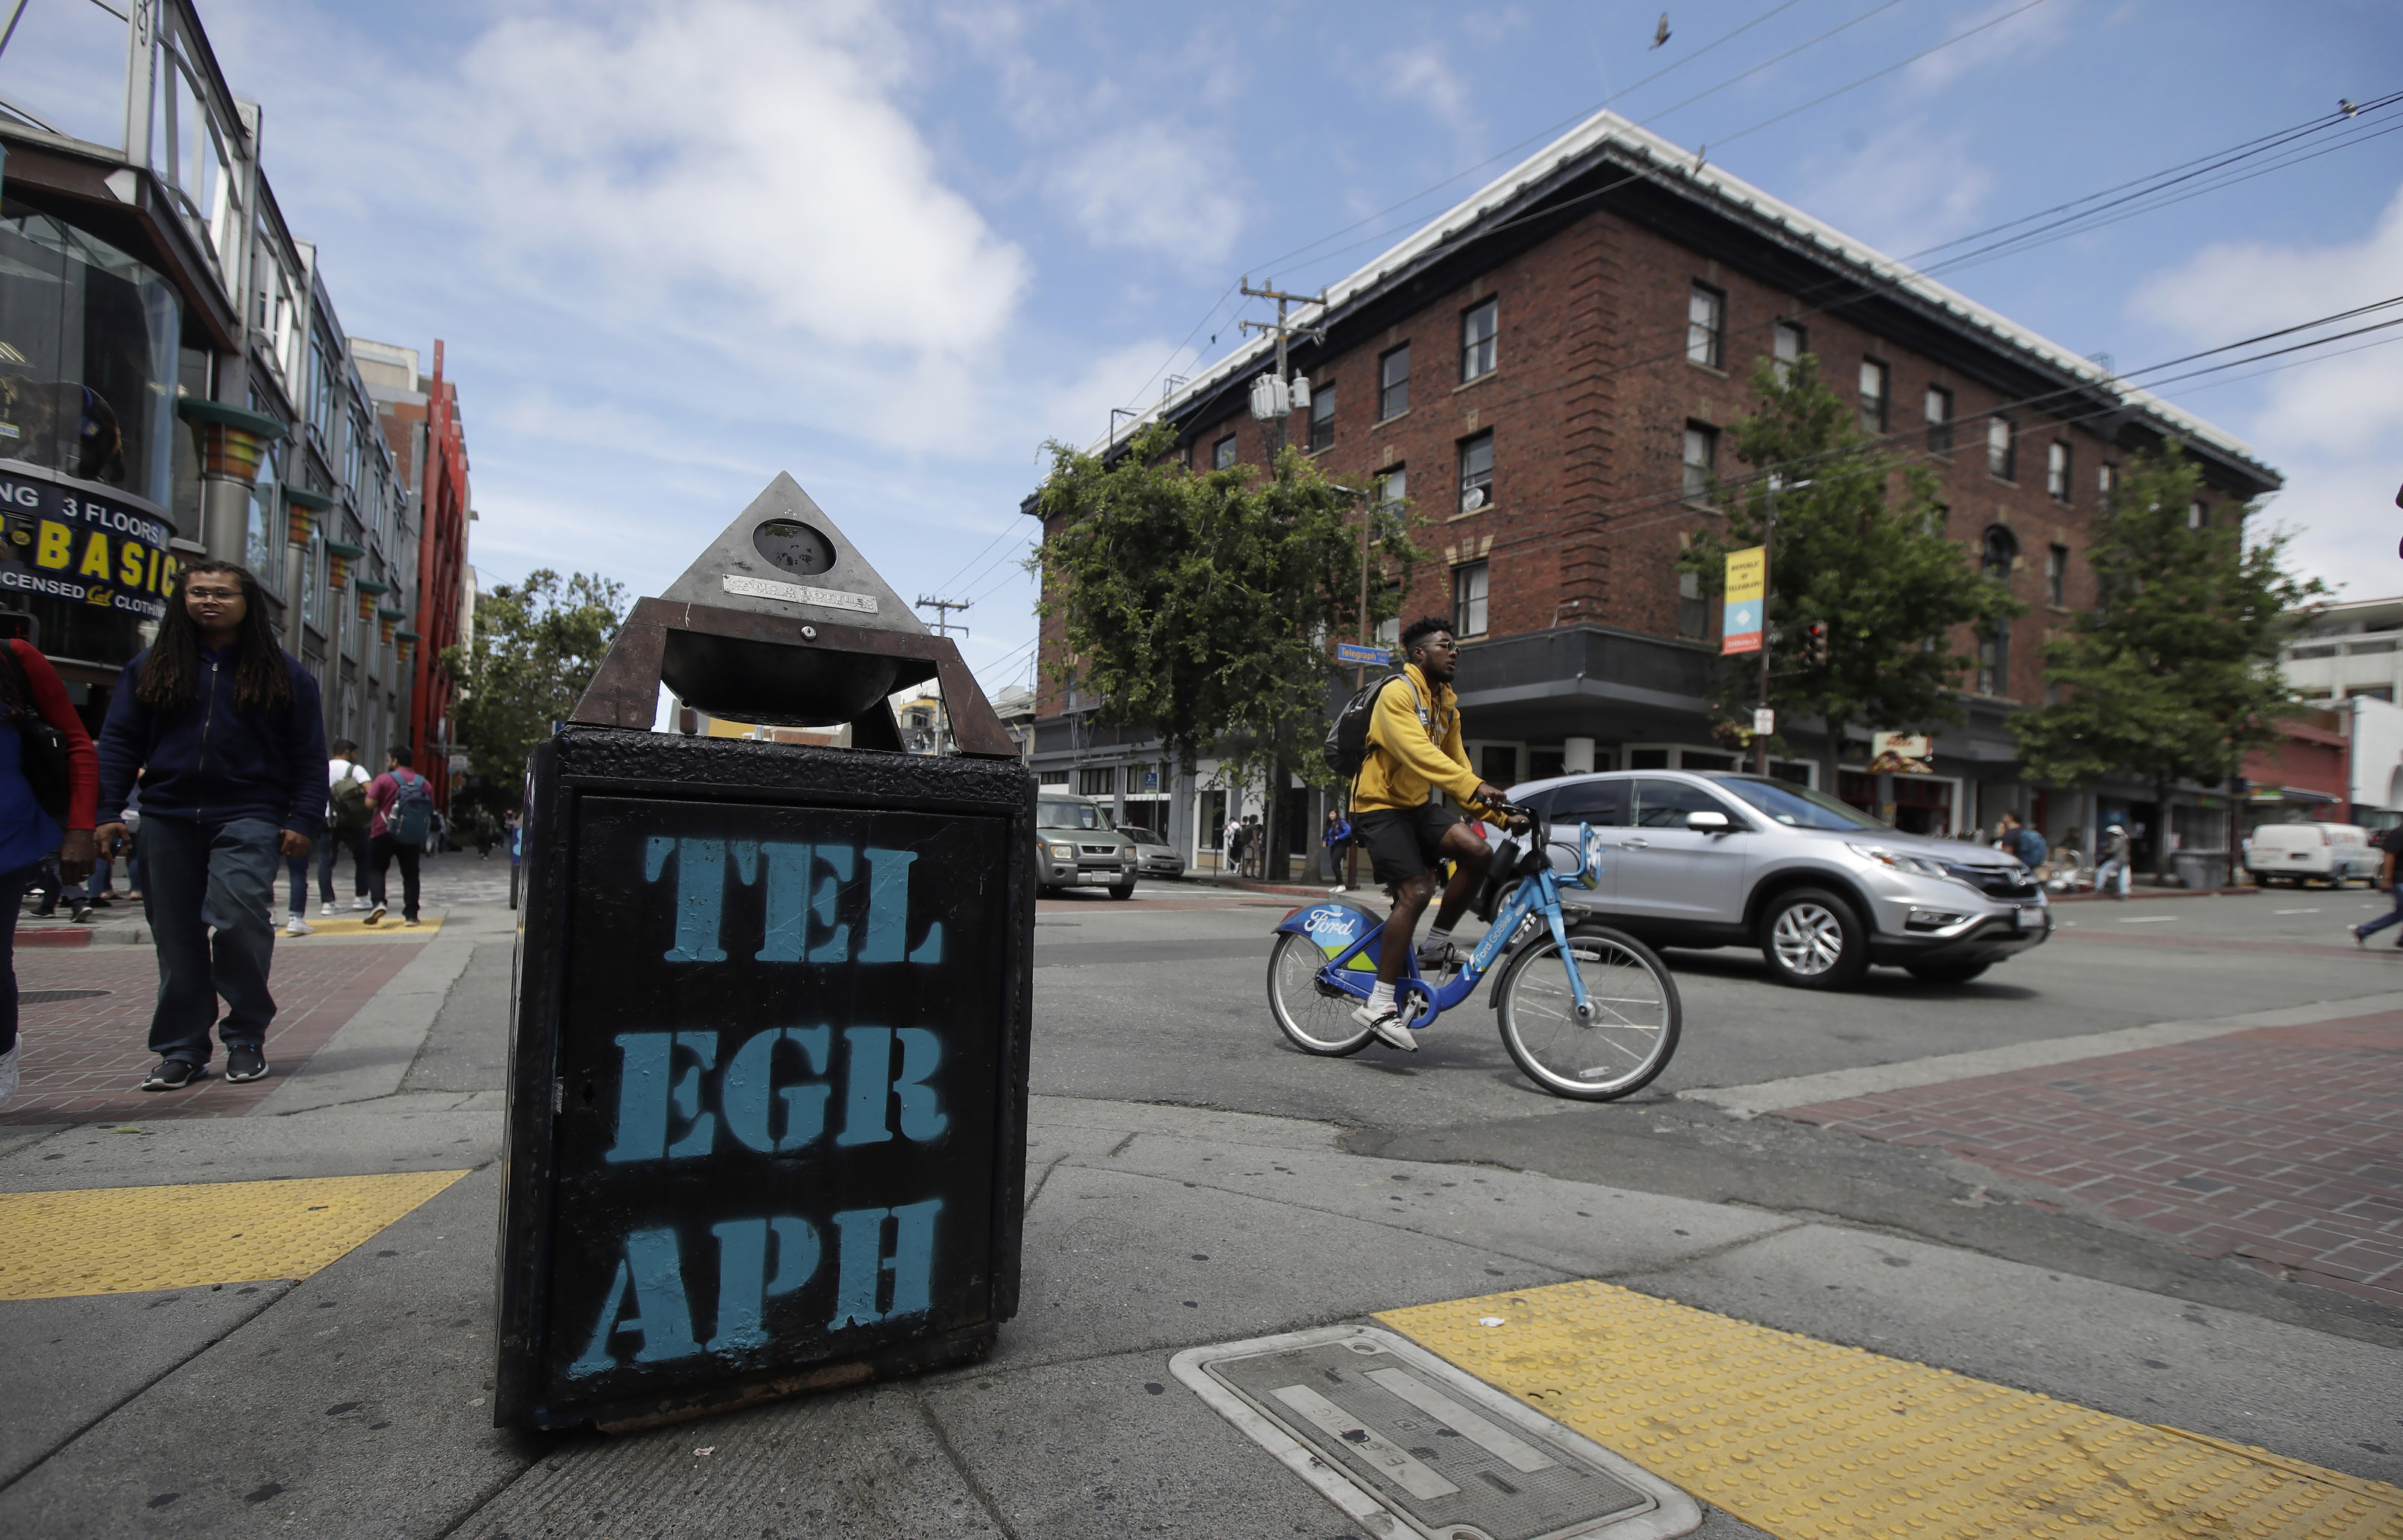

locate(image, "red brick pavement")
[[1, 941, 425, 1126], [1774, 1012, 2403, 1309]]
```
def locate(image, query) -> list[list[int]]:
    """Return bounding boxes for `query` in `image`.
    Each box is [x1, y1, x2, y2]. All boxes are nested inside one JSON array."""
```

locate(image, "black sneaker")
[[141, 1058, 207, 1091], [70, 902, 93, 924], [225, 1045, 268, 1083]]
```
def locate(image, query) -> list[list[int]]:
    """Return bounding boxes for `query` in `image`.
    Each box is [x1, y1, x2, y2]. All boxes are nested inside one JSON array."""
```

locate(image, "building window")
[[1858, 359, 1889, 433], [1985, 415, 2014, 480], [1378, 344, 1410, 419], [1686, 283, 1724, 368], [1453, 560, 1488, 637], [1078, 765, 1114, 797], [1212, 433, 1236, 470], [1925, 386, 1954, 455], [1460, 298, 1498, 383], [1678, 570, 1706, 640], [2188, 501, 2207, 529], [2047, 441, 2073, 502], [1773, 321, 1807, 383], [1457, 431, 1493, 513], [1307, 382, 1335, 452], [1682, 422, 1717, 502], [2098, 462, 2119, 503], [2046, 544, 2068, 606], [1978, 526, 2017, 696]]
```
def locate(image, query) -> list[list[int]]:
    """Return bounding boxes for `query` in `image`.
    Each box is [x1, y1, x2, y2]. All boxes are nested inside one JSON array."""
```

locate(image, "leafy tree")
[[1033, 424, 1422, 875], [441, 569, 628, 805], [1685, 356, 2020, 794], [2011, 444, 2323, 879]]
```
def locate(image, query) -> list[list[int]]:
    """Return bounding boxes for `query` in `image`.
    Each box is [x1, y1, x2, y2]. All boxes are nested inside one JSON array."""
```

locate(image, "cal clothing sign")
[[496, 729, 1033, 1429], [0, 466, 175, 621]]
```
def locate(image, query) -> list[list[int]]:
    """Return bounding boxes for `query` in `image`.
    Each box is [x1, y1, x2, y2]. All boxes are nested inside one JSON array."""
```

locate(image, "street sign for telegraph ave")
[[494, 475, 1034, 1432]]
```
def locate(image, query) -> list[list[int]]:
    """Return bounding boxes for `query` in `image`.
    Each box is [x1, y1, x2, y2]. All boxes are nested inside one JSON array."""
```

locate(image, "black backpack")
[[1324, 672, 1421, 778], [1, 642, 70, 820]]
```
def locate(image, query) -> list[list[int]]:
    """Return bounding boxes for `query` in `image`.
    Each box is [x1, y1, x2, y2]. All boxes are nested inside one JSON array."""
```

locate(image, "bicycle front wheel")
[[1496, 925, 1680, 1100], [1265, 932, 1375, 1057]]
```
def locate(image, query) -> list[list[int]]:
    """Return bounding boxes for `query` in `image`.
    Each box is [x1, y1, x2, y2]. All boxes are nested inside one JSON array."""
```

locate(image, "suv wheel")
[[1760, 887, 1870, 989], [1108, 880, 1135, 900]]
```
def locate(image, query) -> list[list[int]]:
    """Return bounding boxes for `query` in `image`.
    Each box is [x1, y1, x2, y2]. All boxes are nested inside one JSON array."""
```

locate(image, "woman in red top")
[[0, 625, 99, 1110]]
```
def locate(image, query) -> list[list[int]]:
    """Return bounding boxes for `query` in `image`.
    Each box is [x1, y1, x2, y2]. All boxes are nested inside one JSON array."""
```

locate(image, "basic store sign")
[[0, 469, 174, 621], [531, 794, 1005, 1418]]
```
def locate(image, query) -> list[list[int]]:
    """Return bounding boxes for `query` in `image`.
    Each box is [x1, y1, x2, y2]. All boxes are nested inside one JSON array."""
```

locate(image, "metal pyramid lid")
[[656, 472, 927, 635]]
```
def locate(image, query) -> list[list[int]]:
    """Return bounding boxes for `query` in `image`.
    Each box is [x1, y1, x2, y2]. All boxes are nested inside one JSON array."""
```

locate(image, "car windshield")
[[1707, 775, 1888, 831], [1038, 800, 1104, 831], [1120, 828, 1163, 845]]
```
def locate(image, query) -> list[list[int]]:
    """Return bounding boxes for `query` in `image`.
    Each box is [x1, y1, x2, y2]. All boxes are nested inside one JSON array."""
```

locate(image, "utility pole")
[[914, 597, 972, 755], [1238, 277, 1325, 456], [915, 596, 972, 638], [1756, 479, 1777, 777]]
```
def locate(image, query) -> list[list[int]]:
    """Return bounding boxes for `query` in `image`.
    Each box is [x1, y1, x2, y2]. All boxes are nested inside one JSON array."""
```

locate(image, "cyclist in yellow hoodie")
[[1350, 616, 1509, 1051]]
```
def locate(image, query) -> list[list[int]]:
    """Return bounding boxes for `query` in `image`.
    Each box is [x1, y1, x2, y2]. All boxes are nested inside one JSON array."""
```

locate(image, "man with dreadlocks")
[[94, 560, 327, 1090]]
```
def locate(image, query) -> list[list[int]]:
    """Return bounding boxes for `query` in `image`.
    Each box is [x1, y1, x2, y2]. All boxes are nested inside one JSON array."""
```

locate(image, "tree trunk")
[[1263, 756, 1289, 883]]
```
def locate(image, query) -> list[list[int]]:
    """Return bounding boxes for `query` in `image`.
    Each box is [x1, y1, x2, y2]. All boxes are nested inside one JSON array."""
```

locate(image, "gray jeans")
[[140, 814, 282, 1064]]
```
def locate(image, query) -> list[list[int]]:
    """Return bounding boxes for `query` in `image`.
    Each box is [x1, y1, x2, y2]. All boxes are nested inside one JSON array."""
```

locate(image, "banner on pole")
[[1721, 547, 1765, 655]]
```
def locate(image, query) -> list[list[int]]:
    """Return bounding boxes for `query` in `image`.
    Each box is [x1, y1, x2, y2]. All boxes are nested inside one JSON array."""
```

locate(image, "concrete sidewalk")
[[0, 896, 2396, 1538]]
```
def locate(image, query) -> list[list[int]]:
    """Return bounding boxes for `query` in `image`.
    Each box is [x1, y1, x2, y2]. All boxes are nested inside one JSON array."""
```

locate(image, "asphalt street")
[[1033, 882, 2403, 1344]]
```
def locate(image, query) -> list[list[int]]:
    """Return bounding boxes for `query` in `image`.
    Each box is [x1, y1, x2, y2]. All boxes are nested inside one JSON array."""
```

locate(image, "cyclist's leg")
[[1428, 818, 1493, 934], [1375, 871, 1438, 989]]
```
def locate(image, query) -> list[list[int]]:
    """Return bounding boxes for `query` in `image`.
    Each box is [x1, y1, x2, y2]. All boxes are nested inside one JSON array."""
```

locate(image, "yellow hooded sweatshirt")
[[1354, 662, 1487, 815]]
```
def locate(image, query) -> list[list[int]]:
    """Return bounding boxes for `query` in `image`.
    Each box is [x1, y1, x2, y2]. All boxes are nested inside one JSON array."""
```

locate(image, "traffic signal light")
[[1805, 621, 1829, 667]]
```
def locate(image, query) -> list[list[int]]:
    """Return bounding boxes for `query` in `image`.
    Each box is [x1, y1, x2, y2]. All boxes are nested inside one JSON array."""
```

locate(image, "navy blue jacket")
[[96, 645, 328, 835]]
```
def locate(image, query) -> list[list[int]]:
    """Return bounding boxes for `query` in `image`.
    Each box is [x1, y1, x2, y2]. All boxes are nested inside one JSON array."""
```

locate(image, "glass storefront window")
[[247, 439, 283, 587], [0, 202, 180, 510]]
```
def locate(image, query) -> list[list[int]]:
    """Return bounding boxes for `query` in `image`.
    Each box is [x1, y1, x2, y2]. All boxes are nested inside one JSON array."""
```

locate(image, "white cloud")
[[1795, 119, 1996, 256], [1378, 43, 1476, 134], [1041, 338, 1205, 451], [1046, 123, 1247, 265], [1904, 0, 2078, 96], [2132, 183, 2403, 593]]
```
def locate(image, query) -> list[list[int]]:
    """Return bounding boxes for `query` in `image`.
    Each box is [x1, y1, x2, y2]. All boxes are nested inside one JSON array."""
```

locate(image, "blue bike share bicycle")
[[1264, 803, 1681, 1101]]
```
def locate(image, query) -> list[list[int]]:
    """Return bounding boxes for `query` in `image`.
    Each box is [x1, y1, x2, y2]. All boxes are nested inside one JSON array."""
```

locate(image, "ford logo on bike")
[[1302, 906, 1361, 945]]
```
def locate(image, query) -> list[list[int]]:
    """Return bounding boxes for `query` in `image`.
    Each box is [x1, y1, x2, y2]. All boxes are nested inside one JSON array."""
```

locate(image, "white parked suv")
[[1511, 770, 2051, 989]]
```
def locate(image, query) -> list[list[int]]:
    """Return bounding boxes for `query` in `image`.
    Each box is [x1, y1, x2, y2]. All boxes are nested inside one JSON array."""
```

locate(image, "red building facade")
[[1026, 110, 2278, 859]]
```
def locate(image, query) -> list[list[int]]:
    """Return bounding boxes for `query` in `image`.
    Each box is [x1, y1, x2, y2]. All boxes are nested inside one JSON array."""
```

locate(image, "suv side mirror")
[[1686, 810, 1731, 833]]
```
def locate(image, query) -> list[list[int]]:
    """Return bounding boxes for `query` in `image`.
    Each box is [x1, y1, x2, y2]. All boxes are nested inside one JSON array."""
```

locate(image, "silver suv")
[[1511, 770, 2049, 989], [1036, 793, 1136, 899]]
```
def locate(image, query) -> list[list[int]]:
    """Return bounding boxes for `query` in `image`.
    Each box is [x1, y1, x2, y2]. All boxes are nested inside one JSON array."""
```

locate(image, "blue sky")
[[203, 0, 2403, 696]]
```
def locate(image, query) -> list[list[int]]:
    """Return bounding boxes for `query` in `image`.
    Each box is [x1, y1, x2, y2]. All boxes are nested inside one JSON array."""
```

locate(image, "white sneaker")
[[0, 1038, 19, 1111], [401, 918, 422, 927], [351, 897, 372, 912], [283, 915, 313, 936], [364, 903, 386, 927], [1352, 1003, 1416, 1052], [319, 904, 345, 919]]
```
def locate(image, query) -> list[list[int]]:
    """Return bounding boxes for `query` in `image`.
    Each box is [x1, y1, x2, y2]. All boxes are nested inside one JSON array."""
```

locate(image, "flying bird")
[[1653, 12, 1671, 48]]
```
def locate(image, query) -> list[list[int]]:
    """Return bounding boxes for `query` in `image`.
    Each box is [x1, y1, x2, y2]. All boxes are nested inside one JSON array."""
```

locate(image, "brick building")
[[1026, 109, 2280, 873]]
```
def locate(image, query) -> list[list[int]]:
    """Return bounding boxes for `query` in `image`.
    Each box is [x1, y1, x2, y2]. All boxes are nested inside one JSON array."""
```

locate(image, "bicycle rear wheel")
[[1265, 932, 1375, 1056], [1495, 925, 1679, 1099]]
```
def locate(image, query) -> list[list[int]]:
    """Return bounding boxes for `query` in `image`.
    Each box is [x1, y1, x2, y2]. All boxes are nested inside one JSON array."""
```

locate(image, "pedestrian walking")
[[1345, 617, 1508, 1052], [364, 747, 434, 927], [94, 561, 327, 1091], [2351, 823, 2403, 947], [321, 738, 373, 919], [1996, 811, 2047, 872], [472, 808, 496, 859], [1324, 805, 1354, 892], [2094, 818, 2133, 900], [0, 625, 98, 1110]]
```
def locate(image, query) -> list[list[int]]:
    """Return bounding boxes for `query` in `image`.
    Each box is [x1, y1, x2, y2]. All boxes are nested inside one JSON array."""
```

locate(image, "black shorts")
[[1352, 803, 1462, 887]]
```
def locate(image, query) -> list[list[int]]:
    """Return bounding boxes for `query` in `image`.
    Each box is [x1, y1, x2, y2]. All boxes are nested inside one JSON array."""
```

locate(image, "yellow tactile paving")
[[0, 1170, 470, 1300], [1380, 1280, 2403, 1539], [284, 915, 444, 937]]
